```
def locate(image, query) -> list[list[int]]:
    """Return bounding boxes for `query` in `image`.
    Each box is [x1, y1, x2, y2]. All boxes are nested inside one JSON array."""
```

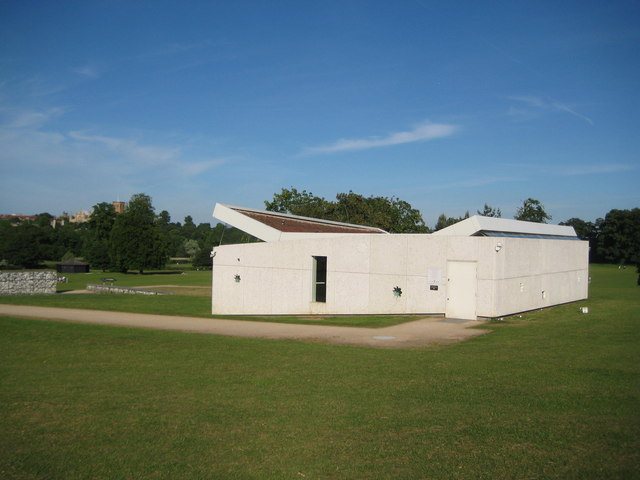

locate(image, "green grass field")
[[56, 269, 213, 291], [0, 265, 638, 479]]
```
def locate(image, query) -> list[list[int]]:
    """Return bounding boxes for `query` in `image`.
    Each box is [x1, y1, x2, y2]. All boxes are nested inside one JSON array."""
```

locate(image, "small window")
[[312, 256, 327, 303]]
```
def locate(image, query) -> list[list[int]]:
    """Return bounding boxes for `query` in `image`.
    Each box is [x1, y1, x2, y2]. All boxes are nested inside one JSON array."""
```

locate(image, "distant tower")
[[113, 201, 126, 214]]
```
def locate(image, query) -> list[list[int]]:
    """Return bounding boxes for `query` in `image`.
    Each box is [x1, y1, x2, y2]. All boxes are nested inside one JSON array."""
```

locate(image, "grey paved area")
[[0, 305, 490, 349]]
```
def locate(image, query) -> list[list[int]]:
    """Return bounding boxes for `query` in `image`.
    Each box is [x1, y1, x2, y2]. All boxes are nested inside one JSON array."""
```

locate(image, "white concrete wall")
[[487, 238, 589, 317], [211, 234, 588, 317]]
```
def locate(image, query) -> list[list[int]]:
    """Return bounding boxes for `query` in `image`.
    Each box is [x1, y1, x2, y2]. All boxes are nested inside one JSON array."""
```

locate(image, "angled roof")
[[213, 203, 387, 242], [432, 215, 578, 238]]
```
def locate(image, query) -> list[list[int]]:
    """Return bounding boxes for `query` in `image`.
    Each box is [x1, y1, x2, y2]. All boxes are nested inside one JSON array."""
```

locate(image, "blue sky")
[[1, 0, 638, 228]]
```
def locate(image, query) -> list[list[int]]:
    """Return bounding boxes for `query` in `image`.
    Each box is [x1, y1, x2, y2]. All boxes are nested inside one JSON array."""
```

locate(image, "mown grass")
[[56, 269, 213, 291], [0, 264, 638, 479], [0, 293, 214, 318]]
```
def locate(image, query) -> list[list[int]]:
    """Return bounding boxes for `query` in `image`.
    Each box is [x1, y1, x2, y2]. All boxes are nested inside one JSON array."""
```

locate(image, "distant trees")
[[477, 203, 501, 218], [514, 198, 551, 223], [264, 188, 329, 218], [84, 202, 117, 271], [0, 222, 45, 268], [595, 208, 640, 266], [192, 247, 213, 269], [0, 193, 256, 270], [110, 194, 170, 273], [434, 212, 469, 231], [265, 188, 429, 233], [559, 208, 639, 268]]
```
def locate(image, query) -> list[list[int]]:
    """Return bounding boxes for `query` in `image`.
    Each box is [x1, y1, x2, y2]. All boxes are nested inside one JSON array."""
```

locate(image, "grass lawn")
[[0, 265, 638, 479], [56, 269, 213, 292]]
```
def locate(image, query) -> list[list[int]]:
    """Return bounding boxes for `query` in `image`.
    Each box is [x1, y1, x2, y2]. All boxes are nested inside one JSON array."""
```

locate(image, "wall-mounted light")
[[234, 274, 241, 283], [495, 242, 503, 252]]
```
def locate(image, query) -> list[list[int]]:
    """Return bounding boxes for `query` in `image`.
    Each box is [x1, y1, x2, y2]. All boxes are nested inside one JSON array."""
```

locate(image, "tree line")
[[1, 189, 638, 272], [0, 193, 253, 272]]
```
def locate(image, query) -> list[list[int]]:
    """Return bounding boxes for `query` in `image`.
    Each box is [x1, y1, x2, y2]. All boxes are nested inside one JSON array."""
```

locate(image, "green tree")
[[514, 198, 551, 223], [265, 188, 429, 233], [596, 208, 640, 266], [2, 223, 44, 268], [51, 222, 85, 261], [435, 214, 460, 231], [84, 202, 117, 271], [433, 211, 469, 231], [110, 194, 170, 273], [477, 203, 502, 218], [264, 187, 331, 219], [156, 210, 171, 228], [192, 247, 213, 270], [194, 223, 212, 244], [34, 212, 55, 228], [182, 215, 197, 239], [182, 239, 200, 257]]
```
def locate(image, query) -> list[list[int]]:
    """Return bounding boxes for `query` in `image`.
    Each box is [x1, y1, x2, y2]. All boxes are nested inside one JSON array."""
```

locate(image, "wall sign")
[[428, 268, 442, 284]]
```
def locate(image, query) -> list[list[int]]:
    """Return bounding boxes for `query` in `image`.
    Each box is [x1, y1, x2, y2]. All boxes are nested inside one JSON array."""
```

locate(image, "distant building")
[[56, 259, 90, 274], [68, 209, 91, 223], [0, 214, 38, 223], [4, 200, 125, 229], [113, 201, 126, 214]]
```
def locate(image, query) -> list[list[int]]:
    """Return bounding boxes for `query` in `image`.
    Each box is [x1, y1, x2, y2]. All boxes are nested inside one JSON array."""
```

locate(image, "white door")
[[446, 261, 477, 320]]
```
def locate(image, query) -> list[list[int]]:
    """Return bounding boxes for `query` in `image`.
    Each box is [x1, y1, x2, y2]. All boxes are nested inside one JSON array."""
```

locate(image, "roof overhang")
[[432, 215, 578, 238], [213, 203, 388, 242]]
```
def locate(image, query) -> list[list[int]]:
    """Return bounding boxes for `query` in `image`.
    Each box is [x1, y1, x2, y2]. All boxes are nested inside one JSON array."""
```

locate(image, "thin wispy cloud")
[[1, 107, 65, 128], [143, 39, 221, 58], [66, 131, 228, 177], [561, 163, 635, 176], [507, 95, 594, 125], [73, 65, 100, 79], [69, 131, 233, 182], [303, 122, 458, 155], [68, 131, 180, 165], [1, 106, 229, 216], [182, 158, 229, 176], [550, 102, 594, 126], [501, 161, 634, 178], [431, 175, 523, 191]]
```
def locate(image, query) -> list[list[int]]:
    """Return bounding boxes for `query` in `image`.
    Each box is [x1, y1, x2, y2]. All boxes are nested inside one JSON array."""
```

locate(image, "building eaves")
[[212, 203, 387, 242]]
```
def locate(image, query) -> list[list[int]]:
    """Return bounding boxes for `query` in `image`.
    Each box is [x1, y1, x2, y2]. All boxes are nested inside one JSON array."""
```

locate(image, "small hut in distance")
[[56, 259, 90, 274]]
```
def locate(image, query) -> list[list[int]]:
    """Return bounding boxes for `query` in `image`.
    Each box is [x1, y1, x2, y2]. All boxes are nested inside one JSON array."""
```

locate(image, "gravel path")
[[0, 304, 490, 349]]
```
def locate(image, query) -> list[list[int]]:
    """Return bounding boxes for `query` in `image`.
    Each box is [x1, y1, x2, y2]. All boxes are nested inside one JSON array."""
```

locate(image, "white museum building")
[[210, 203, 589, 320]]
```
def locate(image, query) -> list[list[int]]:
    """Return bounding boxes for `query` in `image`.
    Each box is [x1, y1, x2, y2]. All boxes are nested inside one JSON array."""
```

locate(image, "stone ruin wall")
[[86, 284, 168, 295], [0, 271, 58, 295]]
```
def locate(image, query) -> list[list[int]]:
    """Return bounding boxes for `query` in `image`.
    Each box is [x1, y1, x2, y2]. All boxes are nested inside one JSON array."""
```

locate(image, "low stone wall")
[[0, 271, 58, 295], [86, 284, 169, 295]]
